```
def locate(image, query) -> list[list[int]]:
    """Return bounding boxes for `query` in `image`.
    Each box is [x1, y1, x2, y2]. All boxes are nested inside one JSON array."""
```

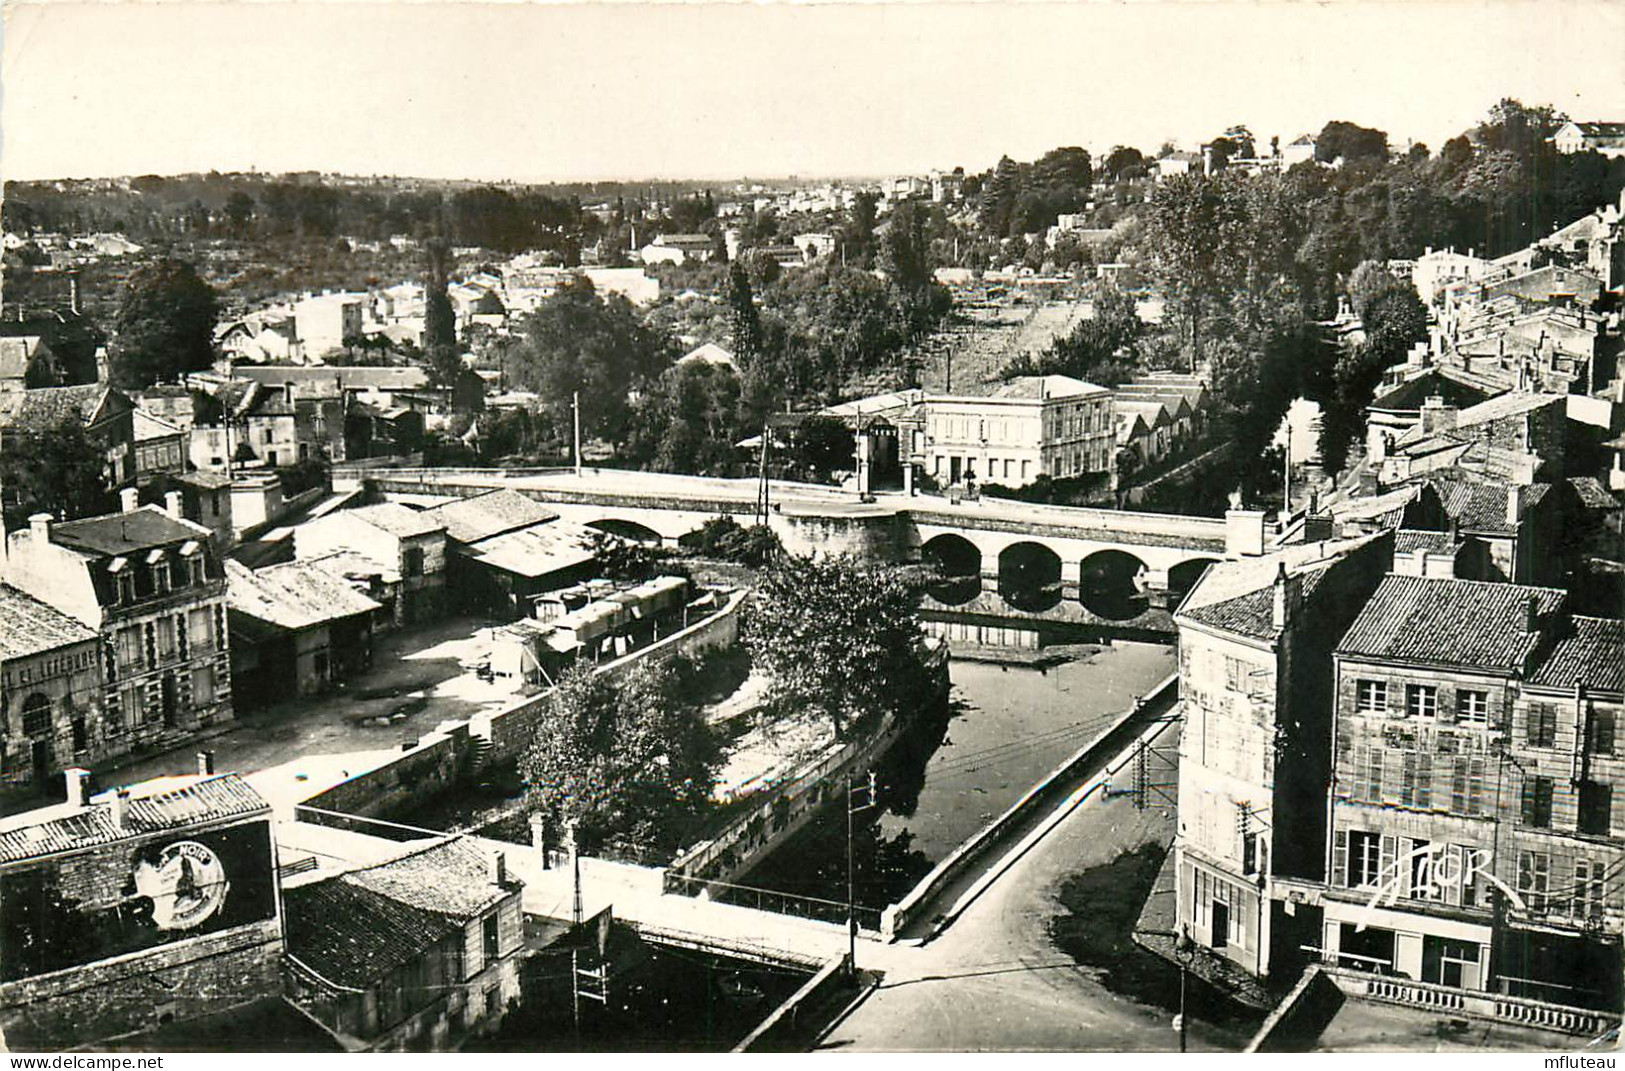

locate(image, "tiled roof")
[[1574, 121, 1625, 137], [0, 774, 267, 864], [284, 878, 464, 990], [1528, 616, 1624, 694], [424, 489, 558, 544], [1453, 390, 1565, 429], [0, 384, 110, 432], [51, 505, 212, 557], [226, 559, 381, 632], [133, 407, 183, 443], [1567, 476, 1620, 511], [1176, 534, 1389, 641], [0, 582, 97, 660], [1394, 529, 1461, 556], [344, 836, 515, 919], [176, 470, 233, 490], [991, 375, 1108, 401], [343, 502, 445, 539], [1369, 369, 1496, 412], [1336, 574, 1567, 672], [1180, 563, 1331, 641], [1430, 477, 1549, 534]]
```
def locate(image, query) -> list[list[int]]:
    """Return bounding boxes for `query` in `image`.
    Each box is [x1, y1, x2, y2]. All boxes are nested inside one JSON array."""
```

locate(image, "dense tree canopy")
[[505, 275, 675, 445], [0, 416, 116, 529], [743, 555, 932, 739], [108, 256, 219, 388], [519, 660, 718, 858]]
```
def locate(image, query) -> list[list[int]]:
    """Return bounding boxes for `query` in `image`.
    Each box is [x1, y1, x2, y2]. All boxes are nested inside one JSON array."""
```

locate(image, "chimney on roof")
[[1421, 395, 1458, 434], [1271, 561, 1302, 631], [489, 849, 507, 886], [284, 382, 295, 406], [64, 767, 92, 808], [164, 490, 183, 520], [1507, 485, 1522, 527], [197, 750, 215, 776], [67, 271, 82, 316], [109, 788, 130, 830], [120, 487, 139, 513], [29, 512, 52, 544], [1524, 593, 1541, 634]]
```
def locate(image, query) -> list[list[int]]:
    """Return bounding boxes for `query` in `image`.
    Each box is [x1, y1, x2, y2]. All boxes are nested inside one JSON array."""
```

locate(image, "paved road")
[[819, 719, 1238, 1053]]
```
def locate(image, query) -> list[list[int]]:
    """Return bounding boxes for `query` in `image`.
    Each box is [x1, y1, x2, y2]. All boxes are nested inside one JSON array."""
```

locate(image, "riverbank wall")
[[879, 671, 1179, 939]]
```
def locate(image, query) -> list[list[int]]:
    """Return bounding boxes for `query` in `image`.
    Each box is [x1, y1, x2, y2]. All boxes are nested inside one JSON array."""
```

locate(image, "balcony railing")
[[1324, 965, 1619, 1038]]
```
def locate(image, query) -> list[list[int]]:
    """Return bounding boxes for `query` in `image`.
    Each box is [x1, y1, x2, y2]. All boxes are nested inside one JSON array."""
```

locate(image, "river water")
[[734, 632, 1176, 913]]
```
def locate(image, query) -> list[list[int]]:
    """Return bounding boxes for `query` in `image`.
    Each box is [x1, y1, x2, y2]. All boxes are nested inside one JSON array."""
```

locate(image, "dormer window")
[[108, 557, 136, 604], [179, 541, 204, 586]]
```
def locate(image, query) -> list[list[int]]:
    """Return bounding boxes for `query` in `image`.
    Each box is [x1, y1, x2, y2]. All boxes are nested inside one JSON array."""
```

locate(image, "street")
[[819, 720, 1243, 1053]]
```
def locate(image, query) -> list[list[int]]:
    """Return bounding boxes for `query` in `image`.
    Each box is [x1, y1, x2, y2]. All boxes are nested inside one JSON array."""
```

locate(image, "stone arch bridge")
[[355, 468, 1267, 611]]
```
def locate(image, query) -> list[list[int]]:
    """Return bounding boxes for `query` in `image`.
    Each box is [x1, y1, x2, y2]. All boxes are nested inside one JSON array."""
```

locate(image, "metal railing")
[[665, 873, 883, 933]]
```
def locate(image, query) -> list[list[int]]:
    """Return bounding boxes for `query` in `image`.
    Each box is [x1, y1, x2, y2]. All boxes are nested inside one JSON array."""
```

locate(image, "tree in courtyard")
[[519, 660, 718, 857], [108, 256, 219, 389], [0, 416, 116, 529], [743, 555, 932, 739]]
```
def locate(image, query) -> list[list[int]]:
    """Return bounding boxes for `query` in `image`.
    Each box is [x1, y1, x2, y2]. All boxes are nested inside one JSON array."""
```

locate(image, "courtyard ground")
[[101, 613, 521, 791]]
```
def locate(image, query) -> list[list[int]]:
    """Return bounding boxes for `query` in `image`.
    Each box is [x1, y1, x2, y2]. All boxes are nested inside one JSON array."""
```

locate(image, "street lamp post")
[[846, 772, 876, 977], [1175, 925, 1194, 1053]]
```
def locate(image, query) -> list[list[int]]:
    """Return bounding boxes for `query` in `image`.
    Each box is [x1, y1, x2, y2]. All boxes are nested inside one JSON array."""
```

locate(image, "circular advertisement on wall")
[[132, 840, 230, 930]]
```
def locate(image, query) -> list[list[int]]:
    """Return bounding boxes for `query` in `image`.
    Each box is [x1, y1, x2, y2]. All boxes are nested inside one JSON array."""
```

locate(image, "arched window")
[[20, 693, 51, 737]]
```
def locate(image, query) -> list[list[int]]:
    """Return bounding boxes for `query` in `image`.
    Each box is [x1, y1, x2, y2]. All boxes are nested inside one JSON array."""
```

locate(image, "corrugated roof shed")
[[1337, 574, 1567, 672], [0, 582, 97, 660]]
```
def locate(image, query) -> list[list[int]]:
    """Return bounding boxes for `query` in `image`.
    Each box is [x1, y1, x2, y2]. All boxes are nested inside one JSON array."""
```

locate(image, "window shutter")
[[1452, 757, 1468, 814], [1445, 844, 1464, 906], [1417, 752, 1433, 809], [1332, 829, 1348, 888], [1469, 760, 1486, 816], [1521, 775, 1537, 825], [1401, 753, 1417, 807]]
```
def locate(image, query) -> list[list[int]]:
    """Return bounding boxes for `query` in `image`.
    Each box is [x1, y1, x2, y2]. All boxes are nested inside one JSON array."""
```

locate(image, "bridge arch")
[[920, 533, 983, 606], [998, 541, 1063, 612], [1079, 549, 1150, 621], [1167, 557, 1220, 606], [586, 518, 665, 545]]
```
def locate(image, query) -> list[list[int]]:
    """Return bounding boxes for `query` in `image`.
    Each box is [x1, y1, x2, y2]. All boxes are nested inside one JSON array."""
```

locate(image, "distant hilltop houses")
[[1553, 121, 1625, 158]]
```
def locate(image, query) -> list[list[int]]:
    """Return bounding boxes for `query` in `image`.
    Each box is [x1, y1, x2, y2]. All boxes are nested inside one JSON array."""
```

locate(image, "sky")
[[3, 0, 1624, 184]]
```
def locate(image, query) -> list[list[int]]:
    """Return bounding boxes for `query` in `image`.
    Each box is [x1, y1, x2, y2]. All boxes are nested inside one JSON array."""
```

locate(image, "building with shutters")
[[0, 490, 233, 779], [1170, 533, 1394, 983], [1317, 575, 1623, 1011]]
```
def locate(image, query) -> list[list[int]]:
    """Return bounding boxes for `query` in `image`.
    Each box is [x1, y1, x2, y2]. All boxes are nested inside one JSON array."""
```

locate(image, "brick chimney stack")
[[120, 487, 140, 513], [488, 849, 507, 886]]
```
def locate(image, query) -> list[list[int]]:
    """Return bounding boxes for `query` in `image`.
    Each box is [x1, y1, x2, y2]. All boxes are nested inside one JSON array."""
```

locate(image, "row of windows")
[[1520, 775, 1613, 836], [115, 555, 209, 606], [1349, 746, 1487, 815], [1352, 680, 1618, 756], [1517, 849, 1614, 918], [1354, 680, 1492, 725]]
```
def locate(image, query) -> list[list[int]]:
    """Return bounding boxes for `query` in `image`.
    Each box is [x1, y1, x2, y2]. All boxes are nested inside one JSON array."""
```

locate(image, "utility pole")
[[572, 391, 583, 478], [846, 771, 876, 976]]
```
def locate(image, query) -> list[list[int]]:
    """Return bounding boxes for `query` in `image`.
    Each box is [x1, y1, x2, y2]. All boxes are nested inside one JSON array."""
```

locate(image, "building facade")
[[282, 838, 525, 1051], [1320, 576, 1623, 1011], [294, 504, 447, 628], [1171, 535, 1394, 982], [921, 375, 1115, 489], [0, 773, 283, 1049], [0, 586, 102, 796], [1, 493, 234, 771]]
